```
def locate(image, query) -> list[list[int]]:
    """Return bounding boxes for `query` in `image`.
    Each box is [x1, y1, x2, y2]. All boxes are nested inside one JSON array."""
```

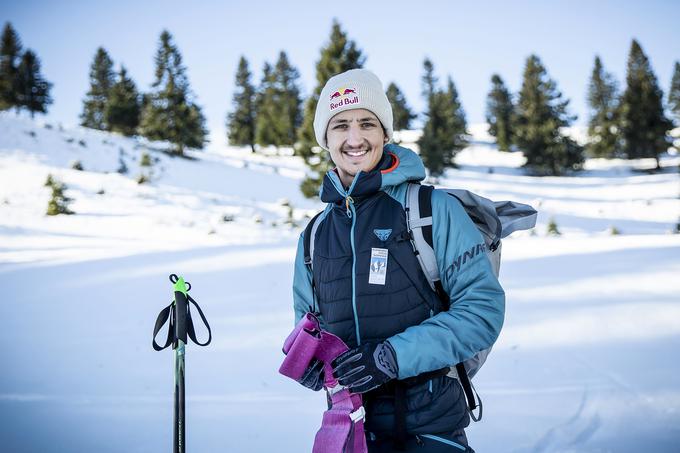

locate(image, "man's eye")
[[361, 122, 376, 128], [334, 124, 348, 130]]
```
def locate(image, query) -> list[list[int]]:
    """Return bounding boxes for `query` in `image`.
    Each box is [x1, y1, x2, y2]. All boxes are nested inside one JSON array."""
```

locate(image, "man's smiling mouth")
[[343, 149, 369, 157]]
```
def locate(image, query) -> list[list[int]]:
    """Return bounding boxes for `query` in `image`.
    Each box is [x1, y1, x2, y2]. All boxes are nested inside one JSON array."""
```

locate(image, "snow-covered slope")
[[0, 114, 319, 266], [1, 112, 679, 452]]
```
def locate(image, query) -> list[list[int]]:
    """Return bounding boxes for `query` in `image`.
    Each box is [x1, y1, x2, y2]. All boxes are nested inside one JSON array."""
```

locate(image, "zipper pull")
[[345, 196, 354, 218]]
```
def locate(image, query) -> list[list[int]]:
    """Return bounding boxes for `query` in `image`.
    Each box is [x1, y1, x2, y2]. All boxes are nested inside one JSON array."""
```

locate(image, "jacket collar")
[[319, 144, 426, 204]]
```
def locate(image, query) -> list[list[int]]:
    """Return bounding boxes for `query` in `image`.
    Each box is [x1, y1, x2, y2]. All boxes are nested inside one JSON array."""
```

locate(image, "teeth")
[[345, 150, 368, 157]]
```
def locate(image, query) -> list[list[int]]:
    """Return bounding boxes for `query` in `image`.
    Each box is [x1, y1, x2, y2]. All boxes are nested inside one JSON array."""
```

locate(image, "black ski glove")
[[331, 342, 398, 394], [298, 358, 325, 391]]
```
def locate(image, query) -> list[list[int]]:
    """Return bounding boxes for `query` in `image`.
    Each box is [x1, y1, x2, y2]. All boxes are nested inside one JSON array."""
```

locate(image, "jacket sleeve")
[[292, 233, 315, 325], [387, 189, 505, 379]]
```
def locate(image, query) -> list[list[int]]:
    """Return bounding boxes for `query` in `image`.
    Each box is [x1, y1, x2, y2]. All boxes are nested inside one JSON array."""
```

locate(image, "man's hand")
[[298, 358, 325, 391], [331, 342, 398, 394]]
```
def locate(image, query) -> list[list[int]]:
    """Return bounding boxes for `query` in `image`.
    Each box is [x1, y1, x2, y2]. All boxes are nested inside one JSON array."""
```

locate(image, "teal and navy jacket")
[[292, 144, 505, 435]]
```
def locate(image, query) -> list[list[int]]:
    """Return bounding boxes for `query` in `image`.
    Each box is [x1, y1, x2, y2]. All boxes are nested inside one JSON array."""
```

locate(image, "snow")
[[1, 111, 679, 452]]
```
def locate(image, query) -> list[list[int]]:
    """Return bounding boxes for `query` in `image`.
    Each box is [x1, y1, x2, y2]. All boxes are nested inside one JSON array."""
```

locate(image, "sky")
[[3, 0, 679, 149]]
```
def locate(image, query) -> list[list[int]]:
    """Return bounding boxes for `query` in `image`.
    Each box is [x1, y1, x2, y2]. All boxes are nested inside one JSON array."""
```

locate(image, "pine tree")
[[80, 47, 115, 130], [421, 58, 437, 100], [444, 76, 468, 148], [15, 50, 52, 118], [45, 179, 74, 216], [546, 218, 561, 236], [619, 40, 672, 168], [514, 55, 583, 175], [105, 66, 140, 136], [0, 22, 22, 110], [253, 52, 302, 150], [386, 82, 415, 131], [417, 58, 441, 174], [227, 56, 256, 152], [296, 19, 365, 198], [139, 30, 208, 155], [254, 62, 278, 148], [272, 51, 302, 147], [586, 56, 620, 158], [485, 74, 514, 151], [668, 61, 680, 126], [417, 59, 468, 177]]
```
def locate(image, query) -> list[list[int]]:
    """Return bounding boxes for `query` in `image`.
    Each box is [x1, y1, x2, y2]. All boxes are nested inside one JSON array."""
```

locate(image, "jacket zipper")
[[346, 195, 361, 345], [328, 170, 363, 346]]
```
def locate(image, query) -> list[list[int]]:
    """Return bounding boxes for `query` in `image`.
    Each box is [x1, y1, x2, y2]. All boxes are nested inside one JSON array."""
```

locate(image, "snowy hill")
[[0, 114, 321, 266], [1, 112, 680, 452]]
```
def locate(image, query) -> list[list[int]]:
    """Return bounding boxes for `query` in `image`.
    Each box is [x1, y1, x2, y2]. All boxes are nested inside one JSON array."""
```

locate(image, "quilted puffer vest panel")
[[312, 191, 443, 348]]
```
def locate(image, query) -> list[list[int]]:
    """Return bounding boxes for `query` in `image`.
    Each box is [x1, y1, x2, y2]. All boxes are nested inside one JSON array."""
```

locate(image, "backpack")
[[303, 183, 537, 421], [404, 183, 537, 420]]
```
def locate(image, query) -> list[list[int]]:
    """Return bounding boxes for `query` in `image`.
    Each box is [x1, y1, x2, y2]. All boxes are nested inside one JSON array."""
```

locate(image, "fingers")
[[332, 351, 364, 378], [310, 358, 324, 373], [299, 358, 325, 391], [334, 364, 366, 383], [330, 349, 363, 369], [347, 376, 378, 394]]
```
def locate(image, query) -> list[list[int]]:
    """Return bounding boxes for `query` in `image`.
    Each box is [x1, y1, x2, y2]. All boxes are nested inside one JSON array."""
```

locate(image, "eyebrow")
[[330, 117, 378, 125]]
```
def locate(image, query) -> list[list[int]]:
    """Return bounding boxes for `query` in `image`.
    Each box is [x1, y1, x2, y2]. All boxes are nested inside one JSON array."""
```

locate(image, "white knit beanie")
[[313, 69, 393, 150]]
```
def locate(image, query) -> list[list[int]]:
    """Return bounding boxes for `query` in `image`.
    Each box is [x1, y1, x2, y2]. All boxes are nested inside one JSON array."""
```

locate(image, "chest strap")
[[279, 313, 368, 453]]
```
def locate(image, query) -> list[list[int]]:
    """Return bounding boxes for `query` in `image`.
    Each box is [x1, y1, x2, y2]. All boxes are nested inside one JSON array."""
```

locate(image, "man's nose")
[[346, 124, 363, 147]]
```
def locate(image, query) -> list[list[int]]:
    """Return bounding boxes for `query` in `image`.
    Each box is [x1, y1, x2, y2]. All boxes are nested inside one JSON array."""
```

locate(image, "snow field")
[[1, 112, 679, 452]]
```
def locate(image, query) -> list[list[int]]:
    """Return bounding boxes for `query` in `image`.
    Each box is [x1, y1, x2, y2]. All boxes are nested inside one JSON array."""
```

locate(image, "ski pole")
[[172, 274, 188, 453], [153, 274, 212, 453]]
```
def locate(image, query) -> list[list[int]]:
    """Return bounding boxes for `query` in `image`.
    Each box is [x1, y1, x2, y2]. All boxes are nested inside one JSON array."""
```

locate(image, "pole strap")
[[153, 294, 212, 351]]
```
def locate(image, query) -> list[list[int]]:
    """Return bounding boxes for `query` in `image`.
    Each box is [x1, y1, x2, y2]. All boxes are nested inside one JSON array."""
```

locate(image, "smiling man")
[[325, 108, 387, 187], [291, 69, 504, 452]]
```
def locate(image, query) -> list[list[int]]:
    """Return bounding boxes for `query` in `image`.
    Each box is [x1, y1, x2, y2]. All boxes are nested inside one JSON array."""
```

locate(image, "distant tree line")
[[488, 54, 584, 176], [486, 39, 679, 172], [225, 20, 464, 195], [4, 20, 679, 191], [1, 22, 207, 156], [227, 51, 303, 154], [229, 22, 678, 194], [79, 30, 208, 155], [0, 23, 52, 118]]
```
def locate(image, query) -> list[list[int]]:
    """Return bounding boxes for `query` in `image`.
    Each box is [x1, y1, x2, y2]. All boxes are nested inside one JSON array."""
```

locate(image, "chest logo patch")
[[373, 229, 392, 242], [369, 248, 388, 285]]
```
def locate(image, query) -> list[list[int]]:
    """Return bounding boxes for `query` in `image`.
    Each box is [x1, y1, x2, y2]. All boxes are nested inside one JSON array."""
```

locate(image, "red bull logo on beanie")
[[329, 86, 360, 111]]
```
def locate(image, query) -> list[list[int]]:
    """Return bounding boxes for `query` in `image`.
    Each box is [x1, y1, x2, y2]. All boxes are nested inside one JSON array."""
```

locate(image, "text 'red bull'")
[[330, 95, 359, 111]]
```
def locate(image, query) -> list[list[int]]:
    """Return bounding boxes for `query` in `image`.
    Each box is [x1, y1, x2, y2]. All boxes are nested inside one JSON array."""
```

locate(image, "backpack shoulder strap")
[[405, 183, 441, 292], [303, 210, 324, 270], [407, 183, 480, 416]]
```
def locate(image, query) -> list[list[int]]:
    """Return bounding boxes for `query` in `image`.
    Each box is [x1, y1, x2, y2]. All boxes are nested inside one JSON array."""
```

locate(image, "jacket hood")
[[320, 144, 425, 203]]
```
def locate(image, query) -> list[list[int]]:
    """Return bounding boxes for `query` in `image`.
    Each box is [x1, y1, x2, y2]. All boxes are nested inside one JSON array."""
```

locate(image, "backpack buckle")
[[349, 406, 366, 423], [327, 383, 346, 396]]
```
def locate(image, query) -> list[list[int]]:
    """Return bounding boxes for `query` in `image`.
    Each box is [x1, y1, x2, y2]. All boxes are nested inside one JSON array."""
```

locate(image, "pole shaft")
[[173, 285, 188, 453], [174, 341, 186, 453]]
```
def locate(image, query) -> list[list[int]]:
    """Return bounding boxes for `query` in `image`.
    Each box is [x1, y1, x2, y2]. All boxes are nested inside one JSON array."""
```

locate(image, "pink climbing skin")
[[280, 313, 368, 453]]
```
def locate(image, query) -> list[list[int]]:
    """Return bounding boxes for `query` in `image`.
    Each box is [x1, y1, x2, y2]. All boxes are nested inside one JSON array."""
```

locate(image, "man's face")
[[326, 108, 387, 188]]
